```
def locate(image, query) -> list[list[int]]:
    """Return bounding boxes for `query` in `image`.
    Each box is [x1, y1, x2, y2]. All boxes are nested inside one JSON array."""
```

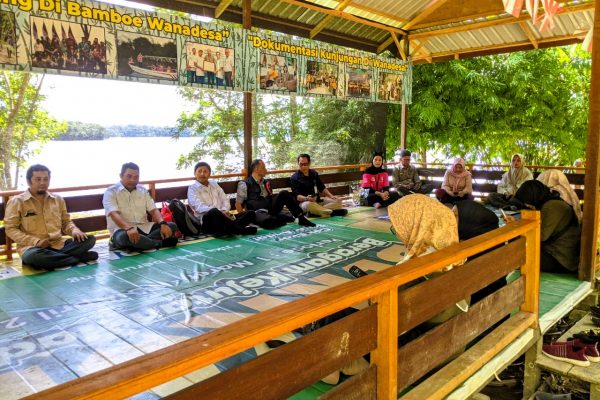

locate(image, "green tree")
[[174, 89, 387, 173], [388, 46, 591, 166], [0, 71, 66, 190]]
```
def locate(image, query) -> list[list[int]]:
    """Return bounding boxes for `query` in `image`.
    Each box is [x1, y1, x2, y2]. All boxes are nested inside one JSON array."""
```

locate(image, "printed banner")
[[0, 0, 412, 103]]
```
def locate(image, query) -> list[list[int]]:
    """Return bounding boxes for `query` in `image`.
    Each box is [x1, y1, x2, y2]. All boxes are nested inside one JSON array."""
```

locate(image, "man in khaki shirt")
[[5, 164, 97, 271]]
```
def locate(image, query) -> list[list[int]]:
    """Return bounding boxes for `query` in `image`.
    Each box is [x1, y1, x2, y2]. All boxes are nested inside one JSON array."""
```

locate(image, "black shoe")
[[108, 238, 119, 251], [348, 265, 368, 278], [590, 305, 600, 317], [162, 237, 178, 248], [572, 331, 600, 344], [78, 251, 98, 262], [298, 215, 316, 227], [593, 317, 600, 327], [235, 210, 256, 228], [331, 209, 348, 217]]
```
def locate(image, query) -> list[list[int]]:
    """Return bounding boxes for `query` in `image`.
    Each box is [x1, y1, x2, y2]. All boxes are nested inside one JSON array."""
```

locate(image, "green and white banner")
[[0, 0, 412, 103]]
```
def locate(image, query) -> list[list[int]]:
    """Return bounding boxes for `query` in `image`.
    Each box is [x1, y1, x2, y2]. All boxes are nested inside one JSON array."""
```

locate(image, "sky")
[[40, 73, 192, 126]]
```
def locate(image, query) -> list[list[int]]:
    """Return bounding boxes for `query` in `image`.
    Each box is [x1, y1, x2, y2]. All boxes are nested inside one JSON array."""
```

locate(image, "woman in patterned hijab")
[[388, 194, 459, 263]]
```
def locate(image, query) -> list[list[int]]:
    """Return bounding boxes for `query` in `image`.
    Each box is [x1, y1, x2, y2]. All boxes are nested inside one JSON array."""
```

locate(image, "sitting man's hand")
[[71, 228, 88, 242], [160, 223, 172, 239], [37, 239, 51, 248], [127, 227, 140, 244]]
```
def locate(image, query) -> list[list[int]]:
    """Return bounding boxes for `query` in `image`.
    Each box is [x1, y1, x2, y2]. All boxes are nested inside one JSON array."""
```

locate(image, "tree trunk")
[[289, 94, 298, 141], [0, 71, 31, 190], [371, 102, 388, 159], [13, 74, 45, 189]]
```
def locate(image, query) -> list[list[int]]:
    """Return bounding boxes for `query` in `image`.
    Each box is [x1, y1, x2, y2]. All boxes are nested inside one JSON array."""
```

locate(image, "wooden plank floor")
[[0, 207, 403, 399]]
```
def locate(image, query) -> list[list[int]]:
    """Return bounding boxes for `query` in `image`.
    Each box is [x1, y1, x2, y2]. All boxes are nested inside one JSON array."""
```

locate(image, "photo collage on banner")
[[0, 0, 412, 103]]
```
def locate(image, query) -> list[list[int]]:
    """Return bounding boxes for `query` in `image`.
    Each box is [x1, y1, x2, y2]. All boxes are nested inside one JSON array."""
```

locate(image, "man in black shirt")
[[236, 159, 315, 227], [290, 154, 348, 217]]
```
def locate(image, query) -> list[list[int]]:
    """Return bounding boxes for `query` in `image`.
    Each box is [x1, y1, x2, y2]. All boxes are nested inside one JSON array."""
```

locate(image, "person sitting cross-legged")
[[188, 161, 257, 236], [435, 157, 473, 205], [236, 159, 315, 228], [361, 151, 400, 208], [290, 154, 348, 218], [392, 149, 434, 196], [487, 153, 533, 210], [5, 164, 97, 271], [103, 162, 178, 252]]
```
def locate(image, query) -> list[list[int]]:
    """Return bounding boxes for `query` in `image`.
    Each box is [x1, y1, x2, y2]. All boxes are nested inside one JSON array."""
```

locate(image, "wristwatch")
[[159, 221, 168, 226]]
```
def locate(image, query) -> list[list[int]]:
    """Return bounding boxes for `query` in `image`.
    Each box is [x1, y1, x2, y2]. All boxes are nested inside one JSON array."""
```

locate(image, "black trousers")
[[366, 191, 400, 207], [22, 236, 96, 270], [201, 208, 256, 236], [247, 190, 302, 217]]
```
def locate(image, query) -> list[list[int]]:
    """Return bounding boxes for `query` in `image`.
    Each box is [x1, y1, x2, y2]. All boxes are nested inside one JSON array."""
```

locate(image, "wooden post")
[[371, 289, 398, 400], [243, 0, 253, 170], [2, 194, 12, 260], [581, 2, 600, 281], [400, 103, 407, 150], [520, 210, 540, 321]]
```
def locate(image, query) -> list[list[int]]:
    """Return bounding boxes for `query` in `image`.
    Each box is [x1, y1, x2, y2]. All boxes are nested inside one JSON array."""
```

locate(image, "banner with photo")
[[0, 0, 412, 103]]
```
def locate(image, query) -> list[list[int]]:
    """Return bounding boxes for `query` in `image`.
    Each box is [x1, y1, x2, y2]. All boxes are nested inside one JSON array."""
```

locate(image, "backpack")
[[168, 198, 202, 237]]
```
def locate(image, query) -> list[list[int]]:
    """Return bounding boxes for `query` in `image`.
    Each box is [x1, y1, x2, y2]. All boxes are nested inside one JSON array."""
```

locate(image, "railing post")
[[520, 210, 541, 321], [371, 288, 398, 400], [149, 182, 156, 200], [2, 194, 13, 261]]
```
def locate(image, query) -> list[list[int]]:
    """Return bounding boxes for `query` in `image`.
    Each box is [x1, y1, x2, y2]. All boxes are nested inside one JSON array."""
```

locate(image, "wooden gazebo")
[[137, 0, 600, 280]]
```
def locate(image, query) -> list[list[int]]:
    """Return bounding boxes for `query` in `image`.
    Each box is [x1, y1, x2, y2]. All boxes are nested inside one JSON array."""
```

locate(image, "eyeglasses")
[[299, 162, 310, 166]]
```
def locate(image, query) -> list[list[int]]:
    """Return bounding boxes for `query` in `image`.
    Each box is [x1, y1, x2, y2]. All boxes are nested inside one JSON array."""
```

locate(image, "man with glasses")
[[392, 149, 434, 196], [290, 154, 348, 218]]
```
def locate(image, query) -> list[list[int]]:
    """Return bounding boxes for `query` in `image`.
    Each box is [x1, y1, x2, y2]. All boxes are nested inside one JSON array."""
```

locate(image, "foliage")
[[0, 71, 66, 190], [173, 90, 389, 173], [388, 46, 591, 166], [58, 121, 107, 140]]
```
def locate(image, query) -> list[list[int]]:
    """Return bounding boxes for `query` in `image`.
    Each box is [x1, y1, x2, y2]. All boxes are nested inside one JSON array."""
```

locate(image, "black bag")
[[168, 198, 202, 237]]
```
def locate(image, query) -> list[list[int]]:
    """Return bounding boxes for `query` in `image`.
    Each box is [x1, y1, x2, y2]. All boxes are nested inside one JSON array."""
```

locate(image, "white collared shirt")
[[103, 182, 156, 234], [188, 179, 230, 222]]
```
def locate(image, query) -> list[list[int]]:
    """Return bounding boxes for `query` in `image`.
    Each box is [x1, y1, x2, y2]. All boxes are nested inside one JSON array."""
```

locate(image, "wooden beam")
[[580, 0, 600, 281], [214, 0, 234, 18], [410, 2, 595, 40], [411, 39, 431, 58], [402, 0, 451, 30], [519, 21, 539, 49], [277, 0, 407, 36], [412, 33, 586, 62], [400, 104, 407, 149], [310, 0, 354, 38], [377, 36, 395, 53], [391, 32, 407, 61]]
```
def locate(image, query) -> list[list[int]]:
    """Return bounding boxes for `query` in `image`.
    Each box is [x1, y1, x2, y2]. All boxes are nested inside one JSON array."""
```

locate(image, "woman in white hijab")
[[537, 169, 582, 223], [488, 153, 533, 209]]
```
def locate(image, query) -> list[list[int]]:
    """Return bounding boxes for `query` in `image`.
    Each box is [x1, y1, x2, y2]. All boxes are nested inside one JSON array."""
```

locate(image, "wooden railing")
[[22, 212, 541, 400], [0, 163, 586, 261]]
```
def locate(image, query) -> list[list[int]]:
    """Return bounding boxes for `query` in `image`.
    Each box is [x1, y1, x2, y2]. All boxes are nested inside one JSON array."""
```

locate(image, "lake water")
[[17, 137, 216, 190]]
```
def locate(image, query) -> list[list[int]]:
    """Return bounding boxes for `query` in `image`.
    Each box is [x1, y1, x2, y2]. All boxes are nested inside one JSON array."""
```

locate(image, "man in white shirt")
[[188, 161, 256, 236], [103, 162, 178, 252], [223, 48, 234, 87]]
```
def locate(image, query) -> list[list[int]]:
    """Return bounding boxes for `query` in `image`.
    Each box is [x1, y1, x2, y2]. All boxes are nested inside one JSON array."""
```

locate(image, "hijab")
[[506, 153, 531, 188], [455, 201, 499, 241], [537, 169, 582, 222], [513, 180, 561, 210], [447, 157, 470, 192], [364, 152, 385, 175], [388, 194, 459, 262]]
